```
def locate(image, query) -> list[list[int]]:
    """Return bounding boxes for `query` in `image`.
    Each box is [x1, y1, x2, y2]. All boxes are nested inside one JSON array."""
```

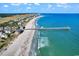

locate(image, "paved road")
[[1, 17, 38, 56]]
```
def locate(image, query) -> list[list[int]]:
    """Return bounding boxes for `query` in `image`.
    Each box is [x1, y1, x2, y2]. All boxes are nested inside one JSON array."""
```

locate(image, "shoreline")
[[0, 15, 42, 56]]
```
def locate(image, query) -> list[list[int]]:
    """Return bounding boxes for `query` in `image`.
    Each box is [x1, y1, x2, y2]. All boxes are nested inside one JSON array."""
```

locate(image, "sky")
[[0, 3, 79, 13]]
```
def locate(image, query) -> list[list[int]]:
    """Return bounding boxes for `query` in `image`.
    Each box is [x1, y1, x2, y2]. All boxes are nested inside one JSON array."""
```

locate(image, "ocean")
[[36, 13, 79, 56]]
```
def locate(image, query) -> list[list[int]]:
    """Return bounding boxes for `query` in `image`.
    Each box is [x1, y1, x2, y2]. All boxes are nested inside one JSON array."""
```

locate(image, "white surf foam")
[[38, 37, 49, 49]]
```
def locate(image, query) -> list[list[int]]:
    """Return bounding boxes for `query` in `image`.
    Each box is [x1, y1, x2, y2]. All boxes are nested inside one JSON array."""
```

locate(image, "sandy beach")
[[0, 16, 41, 56]]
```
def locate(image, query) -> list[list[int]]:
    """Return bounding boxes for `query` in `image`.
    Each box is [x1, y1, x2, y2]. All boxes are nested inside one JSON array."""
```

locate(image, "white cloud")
[[48, 4, 52, 8], [56, 4, 63, 7], [11, 3, 21, 6], [56, 3, 70, 9], [60, 2, 68, 4], [24, 3, 27, 4], [0, 0, 78, 3], [47, 4, 55, 11], [3, 5, 9, 7], [27, 7, 31, 10], [27, 3, 32, 6], [34, 3, 40, 5], [63, 5, 69, 8]]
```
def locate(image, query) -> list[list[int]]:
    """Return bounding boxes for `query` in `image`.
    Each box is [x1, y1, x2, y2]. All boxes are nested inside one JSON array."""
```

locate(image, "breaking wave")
[[38, 36, 49, 49]]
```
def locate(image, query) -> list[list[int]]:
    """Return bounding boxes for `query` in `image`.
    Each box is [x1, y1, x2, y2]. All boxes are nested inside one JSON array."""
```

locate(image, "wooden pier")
[[25, 27, 71, 30]]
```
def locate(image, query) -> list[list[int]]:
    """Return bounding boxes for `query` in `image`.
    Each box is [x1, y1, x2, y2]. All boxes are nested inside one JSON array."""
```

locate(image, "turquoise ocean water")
[[37, 14, 79, 56]]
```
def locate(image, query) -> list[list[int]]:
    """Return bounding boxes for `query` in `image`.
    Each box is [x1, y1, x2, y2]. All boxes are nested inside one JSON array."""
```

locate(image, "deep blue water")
[[37, 14, 79, 56]]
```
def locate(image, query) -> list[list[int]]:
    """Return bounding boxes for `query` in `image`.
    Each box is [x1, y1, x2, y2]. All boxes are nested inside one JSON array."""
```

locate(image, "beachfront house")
[[4, 26, 11, 34], [0, 27, 9, 39], [18, 21, 22, 26], [0, 32, 8, 39]]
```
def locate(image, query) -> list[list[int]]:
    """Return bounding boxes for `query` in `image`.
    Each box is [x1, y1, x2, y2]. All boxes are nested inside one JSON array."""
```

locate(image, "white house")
[[0, 33, 8, 39], [4, 26, 11, 34]]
